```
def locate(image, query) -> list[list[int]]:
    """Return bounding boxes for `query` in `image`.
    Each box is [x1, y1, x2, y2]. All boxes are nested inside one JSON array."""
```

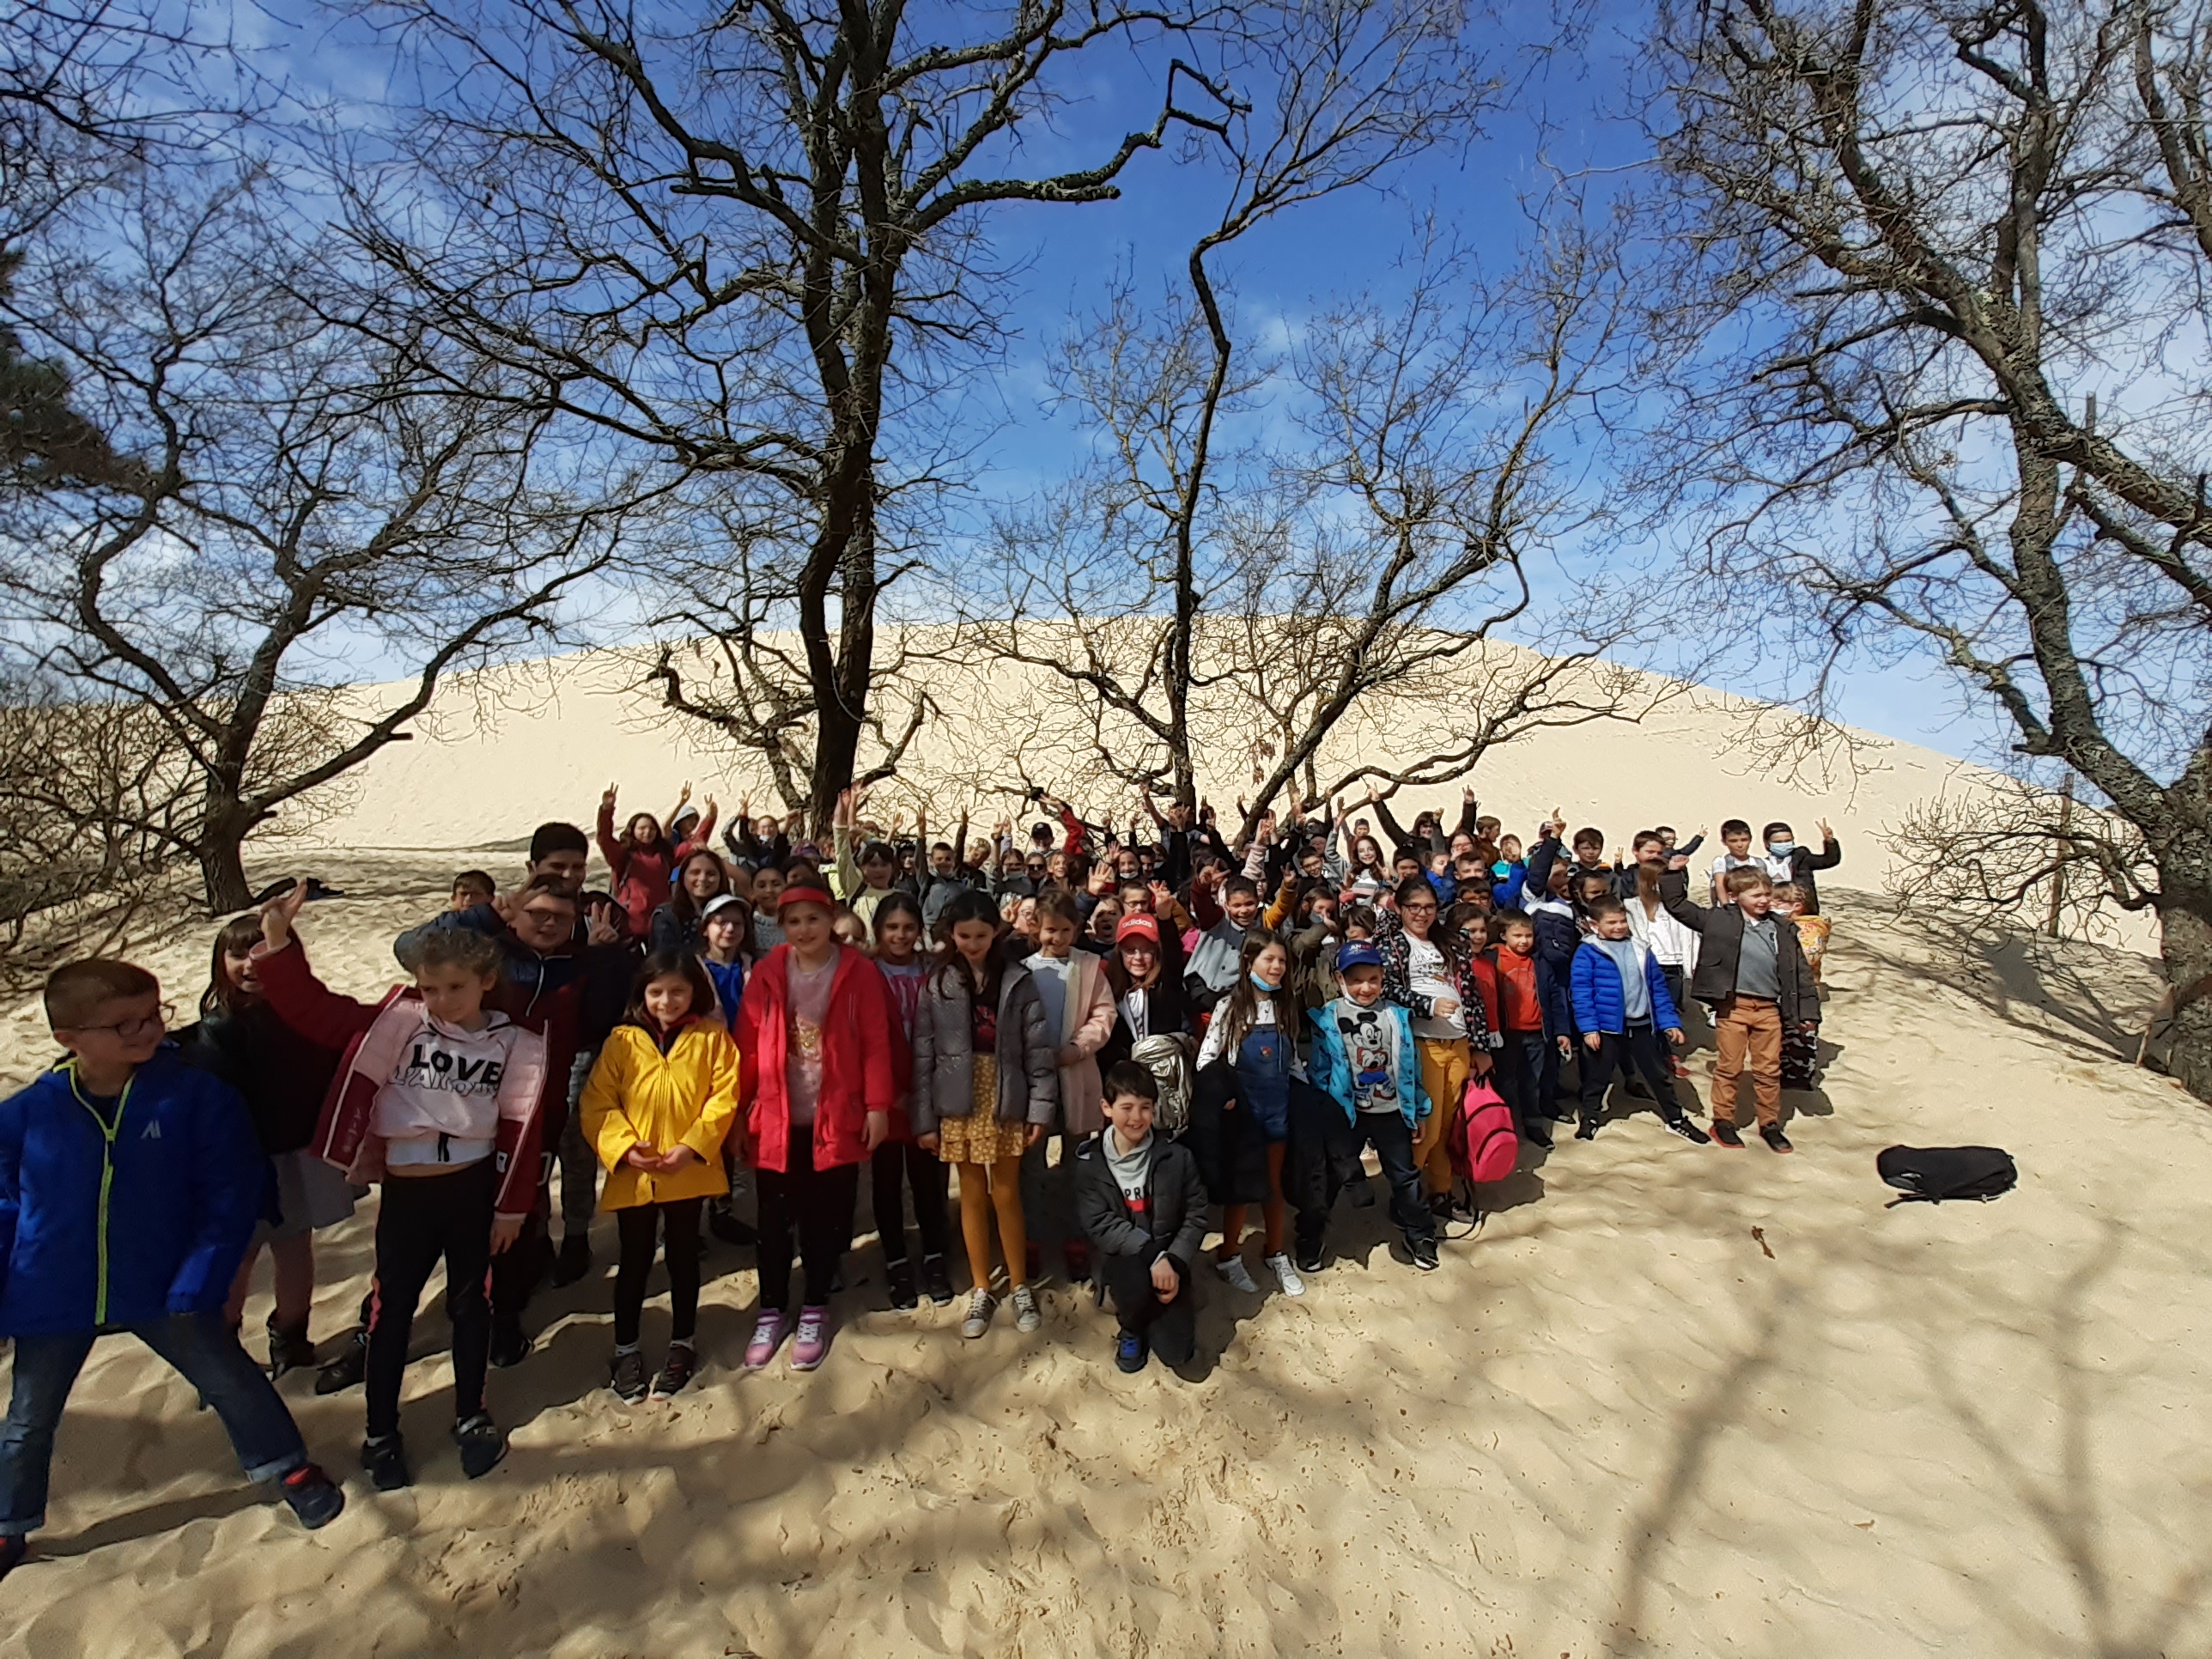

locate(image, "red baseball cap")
[[1115, 912, 1161, 945]]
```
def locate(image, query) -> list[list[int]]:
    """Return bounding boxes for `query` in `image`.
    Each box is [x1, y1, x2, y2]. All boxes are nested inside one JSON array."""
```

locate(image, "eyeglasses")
[[73, 1003, 175, 1039]]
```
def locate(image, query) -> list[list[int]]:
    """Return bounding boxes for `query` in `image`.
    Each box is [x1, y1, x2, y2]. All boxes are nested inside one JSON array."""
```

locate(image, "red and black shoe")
[[1712, 1120, 1745, 1149], [0, 1534, 27, 1582]]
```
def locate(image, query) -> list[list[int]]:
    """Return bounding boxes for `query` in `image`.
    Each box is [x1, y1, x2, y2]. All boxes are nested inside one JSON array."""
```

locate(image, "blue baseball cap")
[[1335, 941, 1385, 975]]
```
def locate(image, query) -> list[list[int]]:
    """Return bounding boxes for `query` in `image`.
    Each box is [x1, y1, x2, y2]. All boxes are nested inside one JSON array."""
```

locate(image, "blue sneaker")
[[1115, 1331, 1149, 1374]]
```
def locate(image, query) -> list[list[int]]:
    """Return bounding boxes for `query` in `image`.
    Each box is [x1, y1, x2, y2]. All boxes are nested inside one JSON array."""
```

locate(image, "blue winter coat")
[[1304, 999, 1430, 1129], [1569, 940, 1683, 1036], [0, 1048, 263, 1337]]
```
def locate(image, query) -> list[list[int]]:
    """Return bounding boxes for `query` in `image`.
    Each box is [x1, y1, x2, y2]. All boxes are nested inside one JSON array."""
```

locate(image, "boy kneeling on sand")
[[1073, 1062, 1210, 1376], [0, 961, 344, 1582]]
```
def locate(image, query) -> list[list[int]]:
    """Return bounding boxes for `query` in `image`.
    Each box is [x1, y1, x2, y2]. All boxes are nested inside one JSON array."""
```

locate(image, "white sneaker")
[[1214, 1255, 1261, 1294], [1265, 1253, 1307, 1297], [1011, 1284, 1041, 1333], [961, 1289, 996, 1339]]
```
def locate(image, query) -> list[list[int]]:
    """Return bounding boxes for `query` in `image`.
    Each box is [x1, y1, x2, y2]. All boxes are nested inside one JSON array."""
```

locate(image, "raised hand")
[[1817, 818, 1834, 841], [678, 781, 693, 805], [258, 878, 310, 951], [585, 900, 621, 946], [602, 781, 618, 810]]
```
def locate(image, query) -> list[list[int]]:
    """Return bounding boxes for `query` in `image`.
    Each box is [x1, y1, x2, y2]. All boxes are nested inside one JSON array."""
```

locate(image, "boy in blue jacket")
[[0, 960, 343, 1581], [1569, 903, 1709, 1146], [1303, 944, 1438, 1271]]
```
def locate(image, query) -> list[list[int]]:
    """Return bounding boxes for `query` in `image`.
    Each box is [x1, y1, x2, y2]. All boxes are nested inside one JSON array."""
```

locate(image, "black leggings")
[[871, 1139, 951, 1265], [613, 1200, 702, 1347], [757, 1137, 860, 1311], [367, 1159, 495, 1438]]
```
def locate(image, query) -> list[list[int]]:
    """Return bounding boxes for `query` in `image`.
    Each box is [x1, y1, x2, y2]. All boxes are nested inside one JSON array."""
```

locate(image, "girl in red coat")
[[597, 781, 719, 939], [734, 884, 898, 1372]]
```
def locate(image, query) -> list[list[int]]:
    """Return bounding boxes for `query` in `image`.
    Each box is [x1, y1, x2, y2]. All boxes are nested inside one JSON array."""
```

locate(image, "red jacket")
[[1464, 952, 1504, 1048], [256, 941, 551, 1219], [598, 799, 715, 939], [737, 944, 901, 1174]]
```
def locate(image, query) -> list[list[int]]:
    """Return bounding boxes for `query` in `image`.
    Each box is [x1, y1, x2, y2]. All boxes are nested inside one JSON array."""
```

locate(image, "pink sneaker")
[[790, 1305, 832, 1371], [744, 1310, 789, 1370]]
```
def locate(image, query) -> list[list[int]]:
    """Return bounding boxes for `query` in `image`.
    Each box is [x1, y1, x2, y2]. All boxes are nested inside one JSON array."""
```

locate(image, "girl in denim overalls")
[[1194, 929, 1306, 1297]]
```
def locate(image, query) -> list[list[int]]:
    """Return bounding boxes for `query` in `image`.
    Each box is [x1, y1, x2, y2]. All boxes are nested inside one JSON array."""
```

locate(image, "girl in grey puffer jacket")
[[910, 890, 1059, 1338]]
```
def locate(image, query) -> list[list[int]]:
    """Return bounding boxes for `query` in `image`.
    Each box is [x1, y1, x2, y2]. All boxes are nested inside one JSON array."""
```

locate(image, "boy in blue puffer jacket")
[[1569, 902, 1711, 1146], [0, 959, 343, 1582]]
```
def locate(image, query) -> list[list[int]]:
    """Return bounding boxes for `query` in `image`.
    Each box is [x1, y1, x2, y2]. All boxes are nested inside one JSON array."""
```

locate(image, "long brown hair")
[[931, 887, 1013, 1006], [1214, 928, 1294, 1053], [619, 949, 714, 1032], [668, 848, 731, 932]]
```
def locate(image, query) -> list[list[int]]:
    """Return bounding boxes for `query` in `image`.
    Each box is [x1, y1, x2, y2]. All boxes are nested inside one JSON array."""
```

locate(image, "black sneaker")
[[1574, 1118, 1599, 1141], [920, 1254, 955, 1306], [1712, 1121, 1745, 1149], [549, 1234, 593, 1288], [267, 1319, 317, 1381], [1115, 1331, 1149, 1373], [886, 1259, 918, 1310], [277, 1462, 345, 1528], [361, 1434, 410, 1492], [453, 1414, 507, 1479], [707, 1202, 757, 1248], [0, 1534, 24, 1581], [1294, 1243, 1326, 1276], [1665, 1115, 1713, 1146], [650, 1343, 696, 1399], [610, 1349, 649, 1403], [1761, 1125, 1795, 1155], [315, 1330, 368, 1395], [1410, 1237, 1440, 1272], [487, 1316, 531, 1370]]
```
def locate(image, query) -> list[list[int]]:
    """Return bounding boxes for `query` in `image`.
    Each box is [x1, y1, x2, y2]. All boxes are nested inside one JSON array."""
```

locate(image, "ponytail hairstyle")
[[201, 914, 265, 1016], [1214, 927, 1294, 1054], [621, 948, 714, 1031], [932, 887, 1013, 1006]]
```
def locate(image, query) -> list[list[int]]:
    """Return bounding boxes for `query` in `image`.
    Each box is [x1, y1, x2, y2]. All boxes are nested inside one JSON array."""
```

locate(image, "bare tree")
[[0, 165, 625, 908], [2, 1, 264, 490], [1639, 0, 2212, 1098], [327, 0, 1289, 834], [973, 206, 1662, 842]]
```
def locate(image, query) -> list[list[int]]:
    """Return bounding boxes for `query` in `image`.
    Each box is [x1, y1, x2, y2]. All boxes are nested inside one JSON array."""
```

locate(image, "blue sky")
[[268, 0, 1983, 761]]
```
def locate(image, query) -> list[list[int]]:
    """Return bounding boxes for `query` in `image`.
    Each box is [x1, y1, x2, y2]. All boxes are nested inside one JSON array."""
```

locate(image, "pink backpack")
[[1449, 1075, 1520, 1185]]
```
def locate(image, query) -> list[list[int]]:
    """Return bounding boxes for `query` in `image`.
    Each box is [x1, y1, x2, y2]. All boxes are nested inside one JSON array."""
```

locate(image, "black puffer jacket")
[[1073, 1131, 1211, 1270]]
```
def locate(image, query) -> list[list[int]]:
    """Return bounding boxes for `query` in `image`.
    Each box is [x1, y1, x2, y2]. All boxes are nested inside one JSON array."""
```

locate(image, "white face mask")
[[1767, 841, 1795, 858]]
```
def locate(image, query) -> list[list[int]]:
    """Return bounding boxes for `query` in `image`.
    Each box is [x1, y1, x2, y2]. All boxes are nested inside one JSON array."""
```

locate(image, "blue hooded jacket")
[[0, 1047, 262, 1338], [1569, 938, 1684, 1036], [1304, 998, 1430, 1129]]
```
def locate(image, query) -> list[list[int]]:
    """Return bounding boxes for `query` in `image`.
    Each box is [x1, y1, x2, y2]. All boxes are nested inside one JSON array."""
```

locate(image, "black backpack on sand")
[[1877, 1145, 2018, 1204]]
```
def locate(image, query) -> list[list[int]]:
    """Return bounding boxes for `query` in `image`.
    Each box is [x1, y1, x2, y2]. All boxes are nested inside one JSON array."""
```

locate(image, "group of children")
[[0, 782, 1838, 1577]]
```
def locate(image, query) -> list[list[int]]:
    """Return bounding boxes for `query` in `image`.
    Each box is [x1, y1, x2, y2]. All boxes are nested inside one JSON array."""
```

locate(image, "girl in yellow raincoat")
[[580, 950, 739, 1402]]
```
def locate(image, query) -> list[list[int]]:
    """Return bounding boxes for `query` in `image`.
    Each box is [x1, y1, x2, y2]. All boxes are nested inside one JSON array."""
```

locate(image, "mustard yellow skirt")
[[936, 1055, 1030, 1165]]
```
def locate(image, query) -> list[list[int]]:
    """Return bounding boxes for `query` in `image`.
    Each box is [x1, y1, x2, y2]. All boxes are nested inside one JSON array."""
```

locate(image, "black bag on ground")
[[1876, 1145, 2018, 1204]]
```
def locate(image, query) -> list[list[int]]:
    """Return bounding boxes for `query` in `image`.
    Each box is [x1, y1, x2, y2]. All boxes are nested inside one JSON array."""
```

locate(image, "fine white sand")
[[3, 840, 2206, 1657], [0, 647, 2201, 1655]]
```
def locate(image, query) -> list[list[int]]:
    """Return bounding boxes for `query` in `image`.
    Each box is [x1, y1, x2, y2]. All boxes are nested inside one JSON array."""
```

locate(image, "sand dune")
[[3, 840, 2203, 1657], [299, 644, 1984, 898]]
